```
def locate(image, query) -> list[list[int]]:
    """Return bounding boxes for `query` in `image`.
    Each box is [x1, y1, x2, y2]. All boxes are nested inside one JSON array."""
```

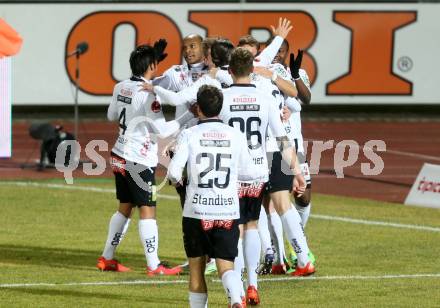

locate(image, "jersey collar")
[[197, 118, 223, 125], [130, 76, 148, 82], [188, 62, 208, 71], [230, 83, 256, 88]]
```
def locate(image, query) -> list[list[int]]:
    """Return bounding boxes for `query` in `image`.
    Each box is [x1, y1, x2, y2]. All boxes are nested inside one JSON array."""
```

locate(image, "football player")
[[168, 85, 258, 308], [97, 42, 193, 275]]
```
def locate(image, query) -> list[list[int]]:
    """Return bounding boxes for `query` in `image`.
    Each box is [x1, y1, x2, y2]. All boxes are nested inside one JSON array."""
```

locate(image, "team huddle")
[[98, 18, 315, 308]]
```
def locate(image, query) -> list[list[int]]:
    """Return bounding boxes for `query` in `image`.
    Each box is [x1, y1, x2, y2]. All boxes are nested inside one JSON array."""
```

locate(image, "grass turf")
[[0, 179, 439, 307]]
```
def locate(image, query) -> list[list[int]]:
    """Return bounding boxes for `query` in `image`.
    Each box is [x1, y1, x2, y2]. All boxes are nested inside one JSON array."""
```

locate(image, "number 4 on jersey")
[[119, 107, 127, 135]]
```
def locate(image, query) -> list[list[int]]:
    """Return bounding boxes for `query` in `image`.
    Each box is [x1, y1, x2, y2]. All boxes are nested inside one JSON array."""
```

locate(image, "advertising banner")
[[1, 2, 439, 105], [405, 163, 440, 209]]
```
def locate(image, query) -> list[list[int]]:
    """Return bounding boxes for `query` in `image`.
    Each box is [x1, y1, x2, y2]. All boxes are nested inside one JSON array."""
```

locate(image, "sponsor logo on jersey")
[[117, 95, 132, 104], [151, 100, 161, 113], [233, 97, 256, 103], [200, 139, 231, 147], [201, 219, 233, 231], [120, 88, 133, 97], [192, 193, 234, 206], [230, 104, 260, 112], [202, 132, 227, 139]]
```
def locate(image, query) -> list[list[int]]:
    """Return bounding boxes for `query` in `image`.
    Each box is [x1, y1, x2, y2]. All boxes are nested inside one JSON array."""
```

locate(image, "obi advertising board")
[[1, 1, 439, 105]]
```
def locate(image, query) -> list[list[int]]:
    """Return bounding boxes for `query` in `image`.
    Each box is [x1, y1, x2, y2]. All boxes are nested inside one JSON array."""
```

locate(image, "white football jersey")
[[168, 119, 257, 220], [285, 69, 311, 153], [108, 77, 181, 167], [153, 62, 209, 92], [153, 62, 209, 118], [219, 84, 287, 182]]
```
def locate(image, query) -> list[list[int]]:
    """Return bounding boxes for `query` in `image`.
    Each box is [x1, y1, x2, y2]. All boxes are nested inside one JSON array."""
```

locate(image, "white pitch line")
[[311, 214, 440, 233], [0, 279, 187, 288], [2, 273, 440, 289], [0, 181, 179, 200], [2, 181, 440, 232]]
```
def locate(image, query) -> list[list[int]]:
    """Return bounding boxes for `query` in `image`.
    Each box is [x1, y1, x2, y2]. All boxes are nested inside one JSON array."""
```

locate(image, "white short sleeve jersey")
[[167, 119, 255, 220], [108, 77, 174, 167], [219, 84, 286, 182], [286, 69, 311, 152], [153, 62, 209, 92]]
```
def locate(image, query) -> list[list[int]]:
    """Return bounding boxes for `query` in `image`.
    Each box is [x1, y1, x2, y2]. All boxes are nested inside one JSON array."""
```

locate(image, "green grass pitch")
[[1, 179, 439, 307]]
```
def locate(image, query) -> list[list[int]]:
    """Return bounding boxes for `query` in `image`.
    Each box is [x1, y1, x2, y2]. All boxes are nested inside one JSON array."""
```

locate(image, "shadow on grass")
[[1, 287, 184, 305], [0, 244, 184, 270]]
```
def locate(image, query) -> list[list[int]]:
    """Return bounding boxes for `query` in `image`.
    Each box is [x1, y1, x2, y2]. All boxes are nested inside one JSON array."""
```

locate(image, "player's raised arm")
[[256, 17, 293, 67], [290, 51, 311, 105]]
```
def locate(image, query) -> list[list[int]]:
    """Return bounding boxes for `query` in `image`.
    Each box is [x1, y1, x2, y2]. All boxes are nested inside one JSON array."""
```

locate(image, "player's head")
[[266, 36, 290, 65], [202, 37, 218, 68], [129, 44, 158, 78], [238, 35, 260, 57], [182, 34, 204, 65], [196, 85, 223, 118], [211, 39, 234, 68], [229, 47, 254, 78]]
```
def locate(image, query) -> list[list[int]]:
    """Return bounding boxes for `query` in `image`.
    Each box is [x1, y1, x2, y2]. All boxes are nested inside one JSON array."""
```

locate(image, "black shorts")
[[238, 182, 265, 224], [267, 151, 294, 193], [110, 152, 157, 207], [182, 217, 239, 262]]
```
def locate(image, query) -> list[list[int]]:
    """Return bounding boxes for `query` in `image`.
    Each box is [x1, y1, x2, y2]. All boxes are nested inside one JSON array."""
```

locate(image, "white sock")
[[102, 211, 127, 260], [234, 238, 245, 296], [121, 218, 131, 241], [189, 292, 208, 308], [269, 212, 286, 264], [258, 207, 272, 254], [221, 270, 242, 306], [280, 209, 310, 267], [244, 229, 260, 289], [138, 219, 160, 269], [294, 202, 311, 228]]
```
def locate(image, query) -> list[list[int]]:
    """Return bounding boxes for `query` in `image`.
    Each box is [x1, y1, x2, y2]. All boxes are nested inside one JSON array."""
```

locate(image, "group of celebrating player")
[[96, 17, 315, 308]]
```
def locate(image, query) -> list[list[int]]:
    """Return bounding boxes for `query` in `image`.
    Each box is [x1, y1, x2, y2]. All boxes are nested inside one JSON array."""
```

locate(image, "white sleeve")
[[285, 97, 302, 112], [299, 69, 311, 91], [272, 64, 291, 81], [154, 86, 190, 106], [152, 67, 176, 90], [148, 110, 194, 139], [254, 36, 283, 67], [107, 87, 119, 121], [167, 130, 190, 184], [267, 97, 287, 138], [155, 76, 221, 106]]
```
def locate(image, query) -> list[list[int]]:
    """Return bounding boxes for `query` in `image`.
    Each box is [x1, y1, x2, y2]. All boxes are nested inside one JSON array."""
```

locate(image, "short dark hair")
[[238, 35, 260, 51], [211, 39, 234, 67], [129, 44, 157, 77], [265, 36, 290, 51], [197, 85, 223, 118], [229, 47, 253, 78], [202, 37, 218, 58]]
